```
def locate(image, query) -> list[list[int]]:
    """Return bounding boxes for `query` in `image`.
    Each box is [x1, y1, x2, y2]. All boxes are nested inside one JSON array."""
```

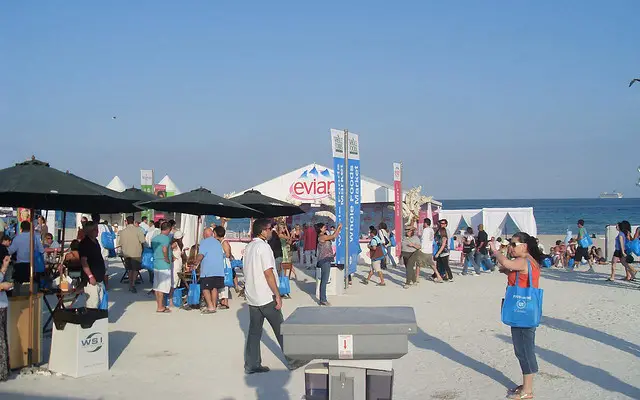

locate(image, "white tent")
[[106, 176, 127, 192], [158, 175, 180, 195], [439, 207, 537, 238]]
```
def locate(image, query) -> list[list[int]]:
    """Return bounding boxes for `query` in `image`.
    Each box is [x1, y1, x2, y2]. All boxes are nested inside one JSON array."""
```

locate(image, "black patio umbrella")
[[138, 187, 261, 218], [231, 189, 304, 218], [0, 157, 141, 367], [0, 157, 141, 213], [121, 187, 159, 203]]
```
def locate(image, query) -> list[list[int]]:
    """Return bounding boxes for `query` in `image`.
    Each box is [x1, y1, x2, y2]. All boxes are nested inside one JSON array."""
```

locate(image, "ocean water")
[[441, 198, 640, 235]]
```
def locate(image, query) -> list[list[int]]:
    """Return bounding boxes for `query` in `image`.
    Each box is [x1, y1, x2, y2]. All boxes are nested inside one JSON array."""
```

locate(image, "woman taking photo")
[[492, 232, 541, 400], [315, 222, 342, 306]]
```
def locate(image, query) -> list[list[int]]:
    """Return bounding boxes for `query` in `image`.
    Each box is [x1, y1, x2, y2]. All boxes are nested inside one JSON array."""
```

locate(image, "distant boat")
[[599, 191, 623, 199]]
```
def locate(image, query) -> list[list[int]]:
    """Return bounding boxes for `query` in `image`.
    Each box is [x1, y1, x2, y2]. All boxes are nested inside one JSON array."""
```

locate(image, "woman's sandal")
[[508, 386, 523, 394], [507, 393, 533, 399]]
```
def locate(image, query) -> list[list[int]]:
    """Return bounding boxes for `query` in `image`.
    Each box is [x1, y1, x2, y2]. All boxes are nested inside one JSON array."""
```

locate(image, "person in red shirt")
[[303, 224, 317, 269], [492, 232, 541, 400]]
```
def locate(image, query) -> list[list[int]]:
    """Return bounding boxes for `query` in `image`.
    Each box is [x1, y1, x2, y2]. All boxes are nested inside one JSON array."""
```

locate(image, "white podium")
[[315, 265, 345, 299], [49, 310, 109, 378]]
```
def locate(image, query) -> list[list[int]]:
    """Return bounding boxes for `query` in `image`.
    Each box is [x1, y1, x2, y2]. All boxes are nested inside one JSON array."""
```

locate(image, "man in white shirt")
[[420, 218, 443, 282], [139, 216, 150, 235], [243, 218, 307, 374]]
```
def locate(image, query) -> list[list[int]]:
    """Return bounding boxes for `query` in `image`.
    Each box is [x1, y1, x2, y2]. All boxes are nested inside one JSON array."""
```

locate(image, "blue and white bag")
[[501, 261, 543, 328], [187, 270, 201, 306], [278, 269, 291, 296], [223, 259, 234, 287], [98, 282, 109, 310], [578, 230, 593, 248]]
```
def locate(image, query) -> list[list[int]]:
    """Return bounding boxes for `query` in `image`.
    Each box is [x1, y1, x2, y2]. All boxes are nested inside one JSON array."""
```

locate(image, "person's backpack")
[[382, 232, 390, 247], [389, 232, 396, 247]]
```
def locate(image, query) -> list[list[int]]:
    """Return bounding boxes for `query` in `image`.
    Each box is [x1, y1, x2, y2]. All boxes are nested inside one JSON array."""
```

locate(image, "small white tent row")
[[438, 207, 537, 238]]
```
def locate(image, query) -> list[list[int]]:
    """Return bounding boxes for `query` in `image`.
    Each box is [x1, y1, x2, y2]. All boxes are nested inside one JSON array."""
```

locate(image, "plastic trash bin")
[[49, 308, 109, 378]]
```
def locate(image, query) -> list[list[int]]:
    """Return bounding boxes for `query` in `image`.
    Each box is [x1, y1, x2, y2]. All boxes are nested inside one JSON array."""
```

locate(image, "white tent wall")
[[44, 210, 56, 239], [438, 208, 537, 239], [438, 210, 464, 238], [506, 207, 537, 237], [181, 214, 202, 250]]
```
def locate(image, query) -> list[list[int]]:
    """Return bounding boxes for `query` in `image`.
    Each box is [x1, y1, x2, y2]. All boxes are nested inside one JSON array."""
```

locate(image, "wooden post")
[[27, 208, 35, 366]]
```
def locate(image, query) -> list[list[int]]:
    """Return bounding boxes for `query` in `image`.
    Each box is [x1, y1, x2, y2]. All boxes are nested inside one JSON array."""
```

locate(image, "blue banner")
[[347, 160, 361, 274], [331, 130, 346, 265]]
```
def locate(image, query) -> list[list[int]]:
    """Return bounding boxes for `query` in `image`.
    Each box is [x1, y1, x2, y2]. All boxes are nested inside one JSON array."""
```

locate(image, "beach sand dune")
[[1, 259, 638, 400]]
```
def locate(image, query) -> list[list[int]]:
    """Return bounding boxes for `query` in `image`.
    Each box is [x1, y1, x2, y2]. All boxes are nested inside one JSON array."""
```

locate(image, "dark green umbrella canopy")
[[122, 187, 159, 203], [232, 189, 304, 218], [0, 157, 141, 213], [138, 187, 262, 218]]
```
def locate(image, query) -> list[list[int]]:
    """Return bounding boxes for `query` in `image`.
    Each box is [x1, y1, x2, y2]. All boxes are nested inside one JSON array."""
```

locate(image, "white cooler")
[[49, 309, 109, 378], [315, 265, 345, 299]]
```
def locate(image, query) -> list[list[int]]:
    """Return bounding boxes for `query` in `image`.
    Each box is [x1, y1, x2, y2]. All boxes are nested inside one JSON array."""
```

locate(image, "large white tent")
[[439, 207, 537, 238], [158, 175, 180, 195], [106, 176, 127, 192]]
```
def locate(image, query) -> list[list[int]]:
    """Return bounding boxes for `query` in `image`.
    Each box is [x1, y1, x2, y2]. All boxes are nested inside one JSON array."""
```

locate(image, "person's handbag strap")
[[514, 259, 533, 288], [192, 269, 197, 283]]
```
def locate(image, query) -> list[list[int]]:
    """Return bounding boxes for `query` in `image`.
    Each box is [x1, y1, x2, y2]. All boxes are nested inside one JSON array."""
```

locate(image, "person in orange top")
[[492, 232, 541, 400]]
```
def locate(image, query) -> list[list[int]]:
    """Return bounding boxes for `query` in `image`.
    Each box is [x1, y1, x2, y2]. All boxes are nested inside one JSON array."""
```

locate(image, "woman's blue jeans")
[[318, 260, 331, 303]]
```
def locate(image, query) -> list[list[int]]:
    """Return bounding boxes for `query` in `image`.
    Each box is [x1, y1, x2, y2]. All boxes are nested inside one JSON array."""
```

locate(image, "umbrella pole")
[[28, 208, 35, 366]]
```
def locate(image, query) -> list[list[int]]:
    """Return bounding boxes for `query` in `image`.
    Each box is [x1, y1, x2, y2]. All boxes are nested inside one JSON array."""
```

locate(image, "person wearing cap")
[[119, 216, 146, 293], [170, 230, 185, 297]]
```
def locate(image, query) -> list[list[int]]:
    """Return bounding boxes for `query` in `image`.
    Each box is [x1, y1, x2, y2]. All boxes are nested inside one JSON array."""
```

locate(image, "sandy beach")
[[1, 257, 638, 400]]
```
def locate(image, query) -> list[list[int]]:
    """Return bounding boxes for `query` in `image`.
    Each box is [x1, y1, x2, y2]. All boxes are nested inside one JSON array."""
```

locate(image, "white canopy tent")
[[439, 207, 537, 238], [106, 176, 127, 192], [158, 175, 180, 195]]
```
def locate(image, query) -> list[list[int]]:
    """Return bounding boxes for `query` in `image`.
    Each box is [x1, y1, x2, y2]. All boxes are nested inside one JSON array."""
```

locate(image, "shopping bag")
[[98, 282, 109, 310], [142, 247, 154, 269], [278, 270, 291, 296], [542, 258, 552, 268], [501, 261, 543, 328], [567, 258, 575, 268], [223, 259, 234, 287], [187, 270, 201, 306], [625, 238, 640, 256], [579, 230, 593, 248], [172, 288, 184, 308]]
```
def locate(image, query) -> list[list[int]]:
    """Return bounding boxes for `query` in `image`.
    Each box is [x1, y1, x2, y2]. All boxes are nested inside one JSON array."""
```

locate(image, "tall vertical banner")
[[140, 169, 154, 221], [347, 134, 361, 275], [393, 163, 403, 257], [153, 184, 167, 221], [330, 129, 346, 266]]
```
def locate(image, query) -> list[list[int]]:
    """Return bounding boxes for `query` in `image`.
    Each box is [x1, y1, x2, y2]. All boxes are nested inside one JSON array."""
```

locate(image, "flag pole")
[[343, 129, 349, 290], [27, 208, 35, 366]]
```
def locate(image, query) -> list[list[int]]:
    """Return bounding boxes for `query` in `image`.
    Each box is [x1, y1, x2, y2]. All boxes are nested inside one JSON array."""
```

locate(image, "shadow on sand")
[[109, 330, 137, 368], [411, 326, 515, 388], [540, 268, 640, 290], [236, 303, 292, 400], [542, 316, 640, 358], [496, 334, 640, 399]]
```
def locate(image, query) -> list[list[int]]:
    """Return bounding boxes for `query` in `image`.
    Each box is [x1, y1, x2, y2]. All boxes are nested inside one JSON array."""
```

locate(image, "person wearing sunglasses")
[[492, 232, 542, 400]]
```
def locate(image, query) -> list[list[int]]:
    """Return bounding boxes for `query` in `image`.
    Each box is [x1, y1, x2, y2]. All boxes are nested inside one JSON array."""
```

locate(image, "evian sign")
[[289, 166, 334, 201]]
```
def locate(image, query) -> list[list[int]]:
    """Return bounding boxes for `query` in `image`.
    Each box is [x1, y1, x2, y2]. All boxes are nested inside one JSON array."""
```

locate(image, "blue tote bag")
[[187, 269, 201, 306], [278, 270, 291, 296], [223, 259, 234, 287], [578, 230, 593, 248], [98, 283, 109, 310], [501, 261, 543, 328], [141, 247, 154, 270]]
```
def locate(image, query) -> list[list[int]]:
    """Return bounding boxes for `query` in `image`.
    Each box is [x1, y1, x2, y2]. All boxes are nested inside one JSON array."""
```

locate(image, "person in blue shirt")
[[8, 221, 44, 295], [151, 222, 173, 313], [195, 228, 226, 314]]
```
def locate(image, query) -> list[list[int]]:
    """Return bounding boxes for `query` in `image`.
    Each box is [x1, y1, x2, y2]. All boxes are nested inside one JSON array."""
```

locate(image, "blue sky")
[[2, 1, 638, 199]]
